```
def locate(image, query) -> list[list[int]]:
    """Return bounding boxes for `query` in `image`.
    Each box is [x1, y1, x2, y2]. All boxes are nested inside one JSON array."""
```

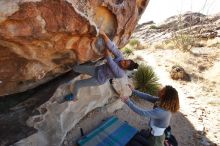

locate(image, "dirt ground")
[[63, 46, 220, 146]]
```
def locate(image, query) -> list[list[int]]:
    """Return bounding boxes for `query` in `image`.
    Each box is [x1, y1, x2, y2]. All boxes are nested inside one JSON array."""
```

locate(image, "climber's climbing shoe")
[[65, 93, 77, 102]]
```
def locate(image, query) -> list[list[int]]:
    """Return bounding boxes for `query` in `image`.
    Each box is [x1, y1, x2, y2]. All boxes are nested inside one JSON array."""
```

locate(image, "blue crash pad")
[[77, 116, 138, 146]]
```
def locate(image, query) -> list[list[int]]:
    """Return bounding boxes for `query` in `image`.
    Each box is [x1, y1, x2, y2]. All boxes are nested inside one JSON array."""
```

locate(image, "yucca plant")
[[134, 64, 161, 95]]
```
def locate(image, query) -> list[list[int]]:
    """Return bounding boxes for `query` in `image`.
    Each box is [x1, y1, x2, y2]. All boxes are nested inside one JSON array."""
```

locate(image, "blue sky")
[[139, 0, 220, 24]]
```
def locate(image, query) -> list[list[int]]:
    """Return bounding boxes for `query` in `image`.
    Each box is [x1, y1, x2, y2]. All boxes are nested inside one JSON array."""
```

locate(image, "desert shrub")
[[129, 39, 140, 46], [121, 39, 145, 54], [152, 41, 177, 50], [170, 33, 196, 51], [129, 39, 146, 50], [122, 47, 134, 57], [168, 14, 201, 52], [149, 24, 159, 29], [208, 101, 220, 106], [153, 43, 163, 49], [134, 64, 161, 95]]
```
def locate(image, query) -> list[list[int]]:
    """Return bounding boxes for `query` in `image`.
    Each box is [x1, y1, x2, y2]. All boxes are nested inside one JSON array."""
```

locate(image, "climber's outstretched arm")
[[99, 31, 123, 60]]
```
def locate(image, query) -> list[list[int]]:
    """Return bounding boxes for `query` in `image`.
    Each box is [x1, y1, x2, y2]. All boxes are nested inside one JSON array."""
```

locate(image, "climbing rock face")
[[14, 75, 132, 146], [0, 0, 149, 96]]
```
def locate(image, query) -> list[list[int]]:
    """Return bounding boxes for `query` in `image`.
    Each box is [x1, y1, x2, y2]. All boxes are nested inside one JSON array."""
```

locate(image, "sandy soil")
[[63, 46, 220, 146], [133, 47, 220, 146]]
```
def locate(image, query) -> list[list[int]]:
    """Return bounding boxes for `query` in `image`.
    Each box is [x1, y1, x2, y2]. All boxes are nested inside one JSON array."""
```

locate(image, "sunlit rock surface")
[[0, 0, 149, 96]]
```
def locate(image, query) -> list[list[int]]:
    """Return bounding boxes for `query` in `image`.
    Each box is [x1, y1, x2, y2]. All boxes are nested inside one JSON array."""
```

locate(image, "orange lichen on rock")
[[0, 0, 149, 95]]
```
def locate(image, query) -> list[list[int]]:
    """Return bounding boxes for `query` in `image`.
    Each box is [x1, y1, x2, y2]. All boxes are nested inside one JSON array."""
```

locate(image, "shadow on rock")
[[0, 71, 78, 146]]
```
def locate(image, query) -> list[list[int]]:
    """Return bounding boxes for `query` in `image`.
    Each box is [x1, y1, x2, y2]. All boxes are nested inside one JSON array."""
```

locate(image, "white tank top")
[[151, 125, 166, 136]]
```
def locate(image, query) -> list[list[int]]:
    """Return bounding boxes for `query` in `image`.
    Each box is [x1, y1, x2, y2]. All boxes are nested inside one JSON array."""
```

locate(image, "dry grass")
[[208, 101, 220, 106], [170, 33, 196, 51], [208, 42, 220, 48], [121, 47, 134, 57], [129, 39, 146, 50], [152, 35, 208, 51], [122, 39, 147, 57], [149, 24, 159, 29]]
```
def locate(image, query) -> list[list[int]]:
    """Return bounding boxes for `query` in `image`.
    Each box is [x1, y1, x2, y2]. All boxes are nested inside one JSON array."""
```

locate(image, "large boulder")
[[170, 65, 190, 81], [14, 75, 132, 146], [0, 0, 149, 96]]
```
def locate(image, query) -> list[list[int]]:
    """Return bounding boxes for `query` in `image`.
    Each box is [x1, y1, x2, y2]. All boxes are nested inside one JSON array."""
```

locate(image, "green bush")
[[129, 39, 140, 47], [168, 14, 198, 52], [122, 47, 134, 57], [128, 39, 146, 50], [149, 25, 159, 29], [134, 64, 161, 95], [171, 33, 195, 51]]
